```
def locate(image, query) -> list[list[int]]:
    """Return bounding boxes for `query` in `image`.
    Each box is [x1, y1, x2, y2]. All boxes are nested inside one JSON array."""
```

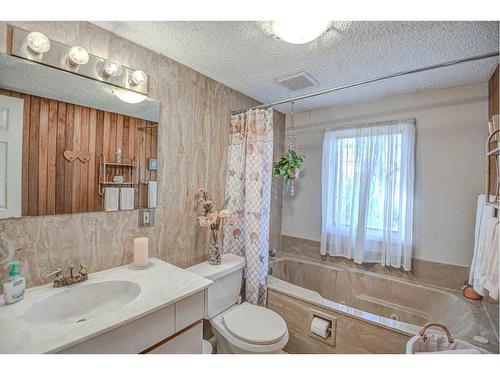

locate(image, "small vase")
[[208, 241, 222, 265]]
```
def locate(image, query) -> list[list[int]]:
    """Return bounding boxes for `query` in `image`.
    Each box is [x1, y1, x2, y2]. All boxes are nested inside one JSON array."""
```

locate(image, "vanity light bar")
[[10, 26, 149, 95]]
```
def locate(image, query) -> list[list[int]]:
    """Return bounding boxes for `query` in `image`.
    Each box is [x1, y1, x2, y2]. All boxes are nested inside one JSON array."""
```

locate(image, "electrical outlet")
[[139, 209, 155, 227]]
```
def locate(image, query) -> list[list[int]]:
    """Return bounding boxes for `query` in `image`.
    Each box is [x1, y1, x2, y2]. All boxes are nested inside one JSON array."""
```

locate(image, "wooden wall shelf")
[[98, 154, 139, 196], [102, 162, 138, 167], [486, 202, 500, 209], [100, 181, 137, 185], [486, 146, 499, 157], [486, 126, 499, 207], [486, 65, 499, 209]]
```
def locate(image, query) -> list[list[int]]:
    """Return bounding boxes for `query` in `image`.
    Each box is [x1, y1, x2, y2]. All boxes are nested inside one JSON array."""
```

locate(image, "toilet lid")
[[221, 302, 287, 345]]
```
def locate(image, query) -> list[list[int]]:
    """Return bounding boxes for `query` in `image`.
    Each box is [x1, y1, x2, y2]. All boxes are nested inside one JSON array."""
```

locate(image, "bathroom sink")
[[22, 280, 141, 325]]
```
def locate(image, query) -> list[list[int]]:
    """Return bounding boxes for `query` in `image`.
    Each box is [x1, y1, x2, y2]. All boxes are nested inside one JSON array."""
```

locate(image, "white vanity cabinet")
[[59, 291, 205, 354], [147, 321, 203, 354], [0, 259, 212, 354]]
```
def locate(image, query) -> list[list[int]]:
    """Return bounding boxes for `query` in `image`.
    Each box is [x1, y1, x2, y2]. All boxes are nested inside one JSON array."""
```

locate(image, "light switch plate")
[[139, 208, 155, 227], [148, 158, 158, 171]]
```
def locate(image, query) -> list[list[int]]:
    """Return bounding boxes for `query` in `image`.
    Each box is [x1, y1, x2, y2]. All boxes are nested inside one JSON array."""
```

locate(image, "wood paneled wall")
[[0, 89, 158, 216], [488, 65, 499, 120]]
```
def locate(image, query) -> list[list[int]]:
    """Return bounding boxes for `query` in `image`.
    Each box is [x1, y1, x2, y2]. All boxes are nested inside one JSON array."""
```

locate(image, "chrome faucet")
[[46, 264, 88, 287]]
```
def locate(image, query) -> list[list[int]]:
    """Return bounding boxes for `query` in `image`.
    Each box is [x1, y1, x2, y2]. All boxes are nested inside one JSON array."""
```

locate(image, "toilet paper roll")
[[311, 316, 331, 338]]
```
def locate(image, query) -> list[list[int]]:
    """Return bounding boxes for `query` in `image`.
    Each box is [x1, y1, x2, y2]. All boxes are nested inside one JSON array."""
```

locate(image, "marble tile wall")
[[280, 235, 471, 291], [0, 21, 285, 291]]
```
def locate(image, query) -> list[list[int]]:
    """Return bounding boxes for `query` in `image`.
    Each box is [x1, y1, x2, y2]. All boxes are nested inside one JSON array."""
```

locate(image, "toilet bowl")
[[187, 254, 289, 354], [210, 302, 288, 354]]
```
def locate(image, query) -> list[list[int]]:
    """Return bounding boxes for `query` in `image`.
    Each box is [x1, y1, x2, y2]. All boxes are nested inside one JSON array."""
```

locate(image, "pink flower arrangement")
[[197, 188, 231, 244]]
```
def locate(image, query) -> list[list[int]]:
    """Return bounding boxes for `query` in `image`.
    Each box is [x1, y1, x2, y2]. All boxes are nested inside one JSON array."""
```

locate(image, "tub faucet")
[[46, 264, 88, 288]]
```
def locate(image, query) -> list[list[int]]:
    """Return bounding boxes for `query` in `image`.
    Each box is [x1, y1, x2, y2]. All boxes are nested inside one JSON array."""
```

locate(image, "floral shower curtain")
[[223, 108, 274, 306]]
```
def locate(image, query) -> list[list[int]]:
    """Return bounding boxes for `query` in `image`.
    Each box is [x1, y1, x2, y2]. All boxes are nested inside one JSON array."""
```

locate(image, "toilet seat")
[[221, 302, 288, 345], [210, 303, 289, 353]]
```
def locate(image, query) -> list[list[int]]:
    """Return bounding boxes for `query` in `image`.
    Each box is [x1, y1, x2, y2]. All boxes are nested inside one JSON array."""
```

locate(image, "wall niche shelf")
[[485, 120, 499, 209], [98, 154, 139, 196]]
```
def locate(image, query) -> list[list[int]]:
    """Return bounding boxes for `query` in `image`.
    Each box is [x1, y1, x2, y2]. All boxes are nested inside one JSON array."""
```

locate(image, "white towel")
[[474, 217, 499, 300], [482, 221, 499, 300], [120, 188, 135, 210], [148, 181, 157, 208], [469, 195, 495, 285], [104, 188, 119, 212]]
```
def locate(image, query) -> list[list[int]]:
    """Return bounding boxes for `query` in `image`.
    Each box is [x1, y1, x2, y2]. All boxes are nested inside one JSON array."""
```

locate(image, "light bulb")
[[26, 31, 51, 54], [68, 46, 89, 66], [271, 20, 331, 44], [129, 70, 147, 86], [102, 60, 122, 78], [113, 88, 147, 104]]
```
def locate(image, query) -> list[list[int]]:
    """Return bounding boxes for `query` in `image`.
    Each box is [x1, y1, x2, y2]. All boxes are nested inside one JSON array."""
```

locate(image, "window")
[[321, 119, 415, 270]]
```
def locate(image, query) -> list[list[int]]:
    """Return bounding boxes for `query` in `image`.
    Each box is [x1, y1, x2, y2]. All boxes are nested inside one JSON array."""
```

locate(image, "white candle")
[[133, 237, 149, 267]]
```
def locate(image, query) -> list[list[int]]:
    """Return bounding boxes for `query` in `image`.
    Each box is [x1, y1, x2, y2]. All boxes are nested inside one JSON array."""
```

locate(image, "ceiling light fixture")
[[26, 31, 51, 54], [129, 70, 147, 86], [113, 88, 147, 104], [101, 60, 122, 78], [271, 20, 331, 44], [68, 46, 89, 66]]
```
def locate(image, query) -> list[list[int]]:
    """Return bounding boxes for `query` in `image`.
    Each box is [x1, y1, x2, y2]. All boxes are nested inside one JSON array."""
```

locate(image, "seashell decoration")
[[250, 232, 259, 244], [233, 228, 241, 239]]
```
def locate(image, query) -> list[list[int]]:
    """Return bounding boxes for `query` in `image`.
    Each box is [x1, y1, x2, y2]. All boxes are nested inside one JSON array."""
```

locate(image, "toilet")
[[187, 254, 289, 354]]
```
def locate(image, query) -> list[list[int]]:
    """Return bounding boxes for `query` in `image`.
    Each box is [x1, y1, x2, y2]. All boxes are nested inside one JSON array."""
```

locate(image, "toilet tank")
[[187, 254, 245, 319]]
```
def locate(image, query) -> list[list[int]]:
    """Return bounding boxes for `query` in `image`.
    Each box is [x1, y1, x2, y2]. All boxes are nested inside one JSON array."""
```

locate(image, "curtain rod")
[[231, 51, 499, 115]]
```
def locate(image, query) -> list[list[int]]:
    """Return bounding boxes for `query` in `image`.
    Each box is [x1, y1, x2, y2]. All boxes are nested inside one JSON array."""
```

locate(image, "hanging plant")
[[273, 149, 305, 183]]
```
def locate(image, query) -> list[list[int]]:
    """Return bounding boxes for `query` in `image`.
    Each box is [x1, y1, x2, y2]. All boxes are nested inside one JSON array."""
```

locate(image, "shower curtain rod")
[[231, 51, 499, 115]]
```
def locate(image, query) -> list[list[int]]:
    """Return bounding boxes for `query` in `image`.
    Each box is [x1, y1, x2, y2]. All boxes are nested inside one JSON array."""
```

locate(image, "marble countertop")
[[0, 258, 212, 353]]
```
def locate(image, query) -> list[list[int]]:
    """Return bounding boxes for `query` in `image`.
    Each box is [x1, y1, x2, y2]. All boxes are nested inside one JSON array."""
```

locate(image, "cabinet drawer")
[[59, 304, 175, 354], [175, 291, 204, 331], [148, 321, 203, 354]]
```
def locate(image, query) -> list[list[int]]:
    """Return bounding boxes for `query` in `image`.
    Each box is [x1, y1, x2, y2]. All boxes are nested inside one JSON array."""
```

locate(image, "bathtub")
[[267, 253, 498, 354]]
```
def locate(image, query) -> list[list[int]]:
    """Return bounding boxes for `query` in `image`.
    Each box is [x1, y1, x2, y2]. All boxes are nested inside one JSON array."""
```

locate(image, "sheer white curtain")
[[321, 119, 415, 270]]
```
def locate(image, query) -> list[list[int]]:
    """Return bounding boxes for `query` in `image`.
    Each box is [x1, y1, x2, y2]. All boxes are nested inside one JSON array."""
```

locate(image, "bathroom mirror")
[[0, 51, 159, 219]]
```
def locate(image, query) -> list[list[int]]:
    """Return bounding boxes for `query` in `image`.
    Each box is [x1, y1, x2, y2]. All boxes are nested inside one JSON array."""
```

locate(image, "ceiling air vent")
[[277, 71, 318, 91]]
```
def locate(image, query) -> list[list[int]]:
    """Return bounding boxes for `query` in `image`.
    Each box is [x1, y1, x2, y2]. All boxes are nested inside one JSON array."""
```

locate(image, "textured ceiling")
[[93, 21, 499, 112]]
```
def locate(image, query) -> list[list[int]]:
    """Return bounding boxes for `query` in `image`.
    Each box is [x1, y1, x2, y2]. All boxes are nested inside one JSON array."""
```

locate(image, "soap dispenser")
[[3, 260, 26, 305]]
